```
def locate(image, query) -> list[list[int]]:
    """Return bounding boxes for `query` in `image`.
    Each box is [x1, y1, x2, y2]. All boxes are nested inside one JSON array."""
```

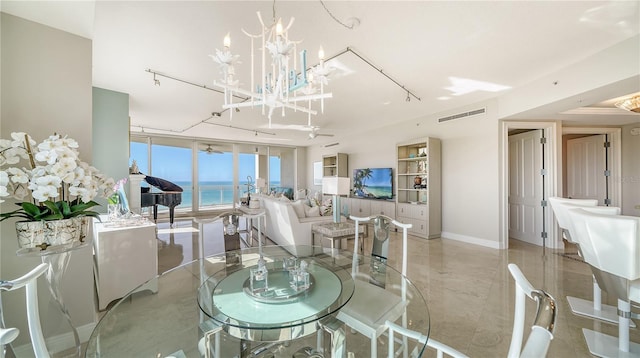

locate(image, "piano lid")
[[144, 175, 183, 192]]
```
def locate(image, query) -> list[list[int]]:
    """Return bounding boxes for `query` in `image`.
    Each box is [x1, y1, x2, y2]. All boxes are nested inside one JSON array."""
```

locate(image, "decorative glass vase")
[[15, 216, 89, 250]]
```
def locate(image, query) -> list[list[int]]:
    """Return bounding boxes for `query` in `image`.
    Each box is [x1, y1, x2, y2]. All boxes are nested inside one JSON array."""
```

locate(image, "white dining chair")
[[337, 214, 411, 358], [383, 263, 557, 358], [548, 197, 623, 326], [0, 327, 19, 358], [567, 208, 640, 356], [0, 263, 49, 358]]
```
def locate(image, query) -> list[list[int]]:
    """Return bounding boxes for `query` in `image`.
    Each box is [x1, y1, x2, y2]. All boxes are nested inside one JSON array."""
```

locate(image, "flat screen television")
[[352, 167, 393, 199]]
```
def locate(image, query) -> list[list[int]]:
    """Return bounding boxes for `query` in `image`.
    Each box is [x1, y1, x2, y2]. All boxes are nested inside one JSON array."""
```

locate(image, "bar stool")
[[568, 207, 640, 356], [548, 197, 624, 325]]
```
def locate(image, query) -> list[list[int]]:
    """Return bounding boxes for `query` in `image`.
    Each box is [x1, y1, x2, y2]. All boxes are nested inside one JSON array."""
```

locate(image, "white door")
[[567, 134, 607, 205], [509, 130, 544, 245]]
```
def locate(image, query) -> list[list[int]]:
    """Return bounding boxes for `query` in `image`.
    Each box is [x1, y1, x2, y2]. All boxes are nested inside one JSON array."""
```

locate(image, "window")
[[130, 134, 297, 214], [198, 143, 233, 208]]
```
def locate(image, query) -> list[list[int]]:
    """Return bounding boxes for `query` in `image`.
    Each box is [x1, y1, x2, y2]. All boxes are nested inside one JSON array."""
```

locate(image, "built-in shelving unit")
[[396, 138, 441, 239], [323, 153, 348, 177]]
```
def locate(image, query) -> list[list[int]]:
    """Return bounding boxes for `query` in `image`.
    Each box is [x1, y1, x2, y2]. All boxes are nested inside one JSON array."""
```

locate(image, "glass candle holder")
[[282, 256, 297, 272], [107, 203, 121, 222], [250, 267, 268, 294], [289, 268, 310, 291]]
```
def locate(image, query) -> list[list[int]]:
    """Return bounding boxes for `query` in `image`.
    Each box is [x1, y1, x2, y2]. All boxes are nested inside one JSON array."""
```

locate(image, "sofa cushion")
[[305, 205, 320, 217], [291, 200, 307, 218]]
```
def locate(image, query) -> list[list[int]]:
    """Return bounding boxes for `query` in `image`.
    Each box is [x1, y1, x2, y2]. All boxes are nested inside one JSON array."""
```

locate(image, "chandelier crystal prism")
[[212, 12, 333, 127]]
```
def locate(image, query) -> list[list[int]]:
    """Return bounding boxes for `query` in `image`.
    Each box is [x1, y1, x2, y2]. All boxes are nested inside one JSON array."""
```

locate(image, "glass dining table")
[[85, 245, 429, 357]]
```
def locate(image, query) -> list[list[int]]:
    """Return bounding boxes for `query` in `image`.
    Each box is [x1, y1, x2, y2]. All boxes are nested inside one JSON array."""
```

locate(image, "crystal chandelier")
[[615, 95, 640, 113], [211, 12, 332, 127]]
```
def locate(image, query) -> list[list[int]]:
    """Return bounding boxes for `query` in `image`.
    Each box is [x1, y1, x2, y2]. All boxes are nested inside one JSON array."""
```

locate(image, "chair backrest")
[[568, 208, 640, 280], [548, 197, 597, 242], [385, 320, 469, 358], [371, 216, 391, 262], [0, 328, 19, 358], [507, 263, 556, 358], [350, 215, 411, 277], [0, 263, 49, 358], [384, 264, 556, 358]]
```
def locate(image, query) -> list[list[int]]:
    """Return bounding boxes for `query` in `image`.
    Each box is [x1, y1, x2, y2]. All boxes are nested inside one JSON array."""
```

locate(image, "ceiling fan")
[[202, 144, 223, 154], [308, 127, 334, 139]]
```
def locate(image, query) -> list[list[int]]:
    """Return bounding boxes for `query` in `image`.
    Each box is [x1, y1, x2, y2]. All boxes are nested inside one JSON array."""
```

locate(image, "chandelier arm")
[[284, 93, 333, 102]]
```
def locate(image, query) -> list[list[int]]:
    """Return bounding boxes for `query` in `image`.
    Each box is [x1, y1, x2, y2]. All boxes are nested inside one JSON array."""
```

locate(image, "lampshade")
[[322, 177, 350, 196], [255, 177, 267, 188]]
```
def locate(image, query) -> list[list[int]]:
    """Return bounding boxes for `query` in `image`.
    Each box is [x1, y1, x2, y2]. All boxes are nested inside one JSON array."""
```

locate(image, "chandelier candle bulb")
[[223, 33, 231, 48]]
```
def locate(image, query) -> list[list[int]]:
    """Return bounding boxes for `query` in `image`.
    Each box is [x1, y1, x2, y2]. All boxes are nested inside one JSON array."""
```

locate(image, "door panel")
[[567, 134, 606, 205], [509, 130, 543, 245]]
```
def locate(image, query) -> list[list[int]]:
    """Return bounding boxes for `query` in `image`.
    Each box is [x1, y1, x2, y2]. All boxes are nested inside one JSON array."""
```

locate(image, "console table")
[[92, 216, 158, 310]]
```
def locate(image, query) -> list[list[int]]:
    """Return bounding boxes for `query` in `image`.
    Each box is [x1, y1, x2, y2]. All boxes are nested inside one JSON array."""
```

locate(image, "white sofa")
[[254, 194, 332, 247]]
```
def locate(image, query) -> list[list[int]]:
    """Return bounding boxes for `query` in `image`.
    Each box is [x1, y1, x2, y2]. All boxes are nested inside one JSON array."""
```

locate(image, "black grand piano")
[[141, 175, 183, 225]]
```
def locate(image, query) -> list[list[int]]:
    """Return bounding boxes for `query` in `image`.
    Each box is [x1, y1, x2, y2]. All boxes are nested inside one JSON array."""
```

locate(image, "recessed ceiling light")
[[382, 101, 391, 105], [437, 96, 451, 101]]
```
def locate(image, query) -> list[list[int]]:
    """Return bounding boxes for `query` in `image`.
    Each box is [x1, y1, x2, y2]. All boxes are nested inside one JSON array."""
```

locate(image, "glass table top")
[[85, 245, 429, 357], [197, 246, 355, 342]]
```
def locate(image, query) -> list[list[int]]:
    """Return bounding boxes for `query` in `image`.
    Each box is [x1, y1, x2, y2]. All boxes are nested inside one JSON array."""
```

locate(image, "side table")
[[312, 221, 366, 251], [16, 241, 90, 357], [237, 205, 266, 247]]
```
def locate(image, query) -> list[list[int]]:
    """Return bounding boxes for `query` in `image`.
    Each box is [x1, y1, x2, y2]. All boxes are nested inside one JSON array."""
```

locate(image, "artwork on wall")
[[313, 161, 322, 185]]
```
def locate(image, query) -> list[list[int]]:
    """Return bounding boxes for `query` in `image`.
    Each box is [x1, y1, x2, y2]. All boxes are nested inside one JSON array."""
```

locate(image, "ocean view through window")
[[130, 137, 283, 212]]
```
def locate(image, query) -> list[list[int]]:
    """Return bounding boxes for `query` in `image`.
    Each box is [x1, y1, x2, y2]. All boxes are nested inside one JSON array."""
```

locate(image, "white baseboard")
[[440, 231, 502, 249], [13, 322, 96, 357]]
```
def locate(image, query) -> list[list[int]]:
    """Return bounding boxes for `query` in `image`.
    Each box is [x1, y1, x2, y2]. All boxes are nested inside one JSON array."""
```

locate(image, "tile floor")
[[75, 215, 640, 357]]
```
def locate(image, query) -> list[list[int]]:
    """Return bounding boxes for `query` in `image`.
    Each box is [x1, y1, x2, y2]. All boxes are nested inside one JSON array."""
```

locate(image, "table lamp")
[[255, 177, 267, 194], [322, 177, 350, 223]]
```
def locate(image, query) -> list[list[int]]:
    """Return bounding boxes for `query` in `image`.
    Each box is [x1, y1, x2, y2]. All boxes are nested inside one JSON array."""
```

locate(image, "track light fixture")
[[153, 73, 160, 86]]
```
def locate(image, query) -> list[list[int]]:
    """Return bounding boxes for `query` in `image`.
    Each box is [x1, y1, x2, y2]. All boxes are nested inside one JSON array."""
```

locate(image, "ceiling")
[[3, 1, 639, 147]]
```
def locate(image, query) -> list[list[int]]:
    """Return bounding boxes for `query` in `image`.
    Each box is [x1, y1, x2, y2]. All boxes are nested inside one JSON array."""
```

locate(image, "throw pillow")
[[305, 205, 320, 217], [291, 200, 306, 218]]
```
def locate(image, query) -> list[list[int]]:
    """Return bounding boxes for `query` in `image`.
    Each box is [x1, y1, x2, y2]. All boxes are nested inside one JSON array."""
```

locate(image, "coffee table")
[[312, 221, 367, 251]]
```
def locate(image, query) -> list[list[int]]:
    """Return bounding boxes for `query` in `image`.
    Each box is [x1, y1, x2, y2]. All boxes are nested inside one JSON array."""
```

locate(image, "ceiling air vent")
[[438, 108, 486, 123]]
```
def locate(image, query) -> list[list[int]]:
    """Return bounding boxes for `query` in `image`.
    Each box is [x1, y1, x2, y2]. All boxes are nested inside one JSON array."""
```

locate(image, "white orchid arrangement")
[[0, 132, 115, 222]]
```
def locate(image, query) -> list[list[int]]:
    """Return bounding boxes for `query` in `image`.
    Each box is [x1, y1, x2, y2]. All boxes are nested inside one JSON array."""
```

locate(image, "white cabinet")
[[323, 153, 348, 177], [350, 198, 371, 217], [396, 138, 441, 239], [370, 200, 395, 219], [93, 217, 158, 310], [345, 198, 395, 220]]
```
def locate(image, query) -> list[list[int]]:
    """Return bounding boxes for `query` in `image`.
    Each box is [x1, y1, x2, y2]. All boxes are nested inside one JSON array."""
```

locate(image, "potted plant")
[[0, 132, 115, 250]]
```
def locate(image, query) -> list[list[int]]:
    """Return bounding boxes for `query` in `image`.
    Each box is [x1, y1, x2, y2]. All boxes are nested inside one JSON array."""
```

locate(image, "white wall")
[[92, 87, 130, 211], [307, 100, 503, 247], [622, 122, 640, 215], [0, 13, 95, 350], [306, 36, 640, 250]]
